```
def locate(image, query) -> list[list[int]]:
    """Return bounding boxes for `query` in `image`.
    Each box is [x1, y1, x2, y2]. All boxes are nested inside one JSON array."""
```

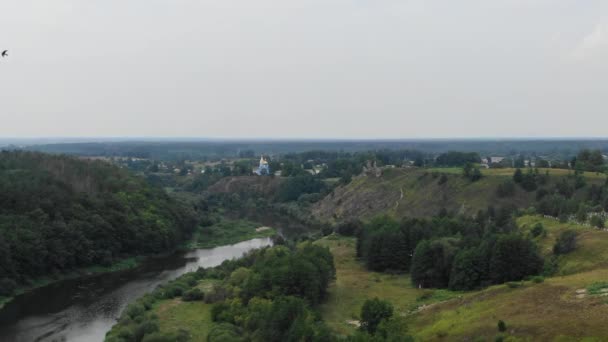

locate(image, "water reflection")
[[0, 238, 272, 342]]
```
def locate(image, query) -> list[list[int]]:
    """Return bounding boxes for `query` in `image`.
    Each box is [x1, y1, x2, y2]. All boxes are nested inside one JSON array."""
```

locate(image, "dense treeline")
[[0, 151, 196, 296], [436, 151, 480, 167], [27, 139, 608, 161], [356, 209, 544, 290]]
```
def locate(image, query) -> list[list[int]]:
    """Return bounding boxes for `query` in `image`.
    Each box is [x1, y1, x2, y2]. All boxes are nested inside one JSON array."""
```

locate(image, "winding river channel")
[[0, 237, 273, 342]]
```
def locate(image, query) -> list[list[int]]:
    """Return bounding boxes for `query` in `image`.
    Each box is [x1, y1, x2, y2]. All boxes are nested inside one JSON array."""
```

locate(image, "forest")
[[0, 151, 197, 297]]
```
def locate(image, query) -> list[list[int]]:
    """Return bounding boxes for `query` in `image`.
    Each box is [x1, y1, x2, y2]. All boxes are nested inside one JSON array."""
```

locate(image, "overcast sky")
[[1, 0, 607, 139]]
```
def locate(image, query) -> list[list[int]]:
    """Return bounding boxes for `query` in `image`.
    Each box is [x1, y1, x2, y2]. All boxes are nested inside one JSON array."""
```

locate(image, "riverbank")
[[0, 256, 141, 310], [185, 219, 277, 249], [0, 221, 277, 311]]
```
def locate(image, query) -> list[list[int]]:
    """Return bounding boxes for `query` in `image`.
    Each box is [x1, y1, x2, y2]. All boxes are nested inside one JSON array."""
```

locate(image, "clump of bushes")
[[553, 230, 577, 255], [182, 288, 204, 301], [497, 320, 507, 332], [530, 223, 545, 238]]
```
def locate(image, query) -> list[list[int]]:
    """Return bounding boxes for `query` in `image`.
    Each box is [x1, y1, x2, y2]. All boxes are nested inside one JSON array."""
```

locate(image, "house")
[[490, 157, 505, 164]]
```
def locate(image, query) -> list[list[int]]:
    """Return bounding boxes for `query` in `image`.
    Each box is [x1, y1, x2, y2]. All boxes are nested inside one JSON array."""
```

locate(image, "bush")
[[496, 180, 516, 198], [590, 215, 605, 229], [531, 276, 544, 284], [183, 288, 204, 301], [360, 298, 394, 334], [497, 320, 507, 332], [142, 330, 190, 342], [531, 223, 545, 238], [506, 282, 522, 289], [321, 225, 334, 236], [0, 278, 17, 296], [125, 303, 146, 319], [335, 220, 362, 236], [553, 230, 577, 255]]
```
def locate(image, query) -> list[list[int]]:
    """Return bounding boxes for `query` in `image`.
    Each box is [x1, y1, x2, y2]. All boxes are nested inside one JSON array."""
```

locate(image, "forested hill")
[[0, 151, 196, 296]]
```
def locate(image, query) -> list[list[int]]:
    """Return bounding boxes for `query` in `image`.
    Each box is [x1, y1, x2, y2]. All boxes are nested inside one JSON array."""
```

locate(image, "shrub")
[[336, 220, 362, 236], [183, 288, 204, 301], [506, 282, 522, 289], [590, 215, 605, 229], [531, 276, 544, 284], [531, 223, 545, 238], [497, 320, 507, 332], [321, 225, 333, 236], [125, 303, 146, 319], [142, 330, 190, 342], [360, 298, 394, 334], [553, 230, 577, 255], [496, 180, 516, 198]]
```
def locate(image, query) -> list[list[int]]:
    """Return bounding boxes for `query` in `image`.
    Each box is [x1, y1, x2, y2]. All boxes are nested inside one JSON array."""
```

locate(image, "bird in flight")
[[1, 50, 7, 57]]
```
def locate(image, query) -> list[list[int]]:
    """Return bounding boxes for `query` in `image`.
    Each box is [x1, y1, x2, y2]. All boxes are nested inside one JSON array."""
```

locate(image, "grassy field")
[[152, 279, 220, 341], [186, 219, 276, 249], [315, 235, 461, 337]]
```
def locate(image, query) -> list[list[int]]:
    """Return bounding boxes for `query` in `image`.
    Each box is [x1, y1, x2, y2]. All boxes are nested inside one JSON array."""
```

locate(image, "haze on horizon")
[[1, 0, 607, 139]]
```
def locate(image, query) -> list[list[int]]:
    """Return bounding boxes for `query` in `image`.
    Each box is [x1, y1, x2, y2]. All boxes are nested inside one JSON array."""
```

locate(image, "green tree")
[[553, 230, 577, 255], [513, 168, 524, 183], [360, 298, 394, 334], [489, 235, 543, 283]]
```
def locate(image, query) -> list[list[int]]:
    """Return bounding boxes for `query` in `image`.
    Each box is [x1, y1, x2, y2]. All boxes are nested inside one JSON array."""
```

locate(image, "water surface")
[[0, 238, 272, 342]]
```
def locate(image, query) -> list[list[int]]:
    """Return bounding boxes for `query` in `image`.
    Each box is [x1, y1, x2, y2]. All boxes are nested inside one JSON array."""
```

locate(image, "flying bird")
[[1, 50, 7, 57]]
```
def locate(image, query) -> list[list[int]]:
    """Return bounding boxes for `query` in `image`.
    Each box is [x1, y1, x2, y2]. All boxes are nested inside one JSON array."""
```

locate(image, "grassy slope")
[[315, 236, 460, 337], [409, 216, 608, 341], [312, 168, 606, 223], [410, 269, 608, 342], [518, 216, 608, 275]]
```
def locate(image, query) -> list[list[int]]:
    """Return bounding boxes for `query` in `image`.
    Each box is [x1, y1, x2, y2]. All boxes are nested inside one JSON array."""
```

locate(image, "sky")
[[1, 0, 607, 139]]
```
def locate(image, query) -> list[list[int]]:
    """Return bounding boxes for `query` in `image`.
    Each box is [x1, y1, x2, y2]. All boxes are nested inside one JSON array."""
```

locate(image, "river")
[[0, 237, 273, 342]]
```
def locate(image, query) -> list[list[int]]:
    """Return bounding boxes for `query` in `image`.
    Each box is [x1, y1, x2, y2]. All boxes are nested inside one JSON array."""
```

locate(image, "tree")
[[520, 169, 538, 192], [411, 239, 458, 288], [448, 247, 488, 290], [496, 180, 516, 198], [590, 215, 605, 228], [575, 149, 605, 172], [436, 152, 480, 167], [360, 298, 394, 334], [497, 320, 507, 332], [489, 235, 543, 283], [513, 168, 524, 183], [463, 163, 482, 182], [553, 230, 577, 255]]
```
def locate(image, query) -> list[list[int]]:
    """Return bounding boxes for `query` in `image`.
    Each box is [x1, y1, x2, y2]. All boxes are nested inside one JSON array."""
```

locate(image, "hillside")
[[312, 167, 605, 222], [409, 216, 608, 341], [316, 217, 608, 341], [0, 151, 196, 299]]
